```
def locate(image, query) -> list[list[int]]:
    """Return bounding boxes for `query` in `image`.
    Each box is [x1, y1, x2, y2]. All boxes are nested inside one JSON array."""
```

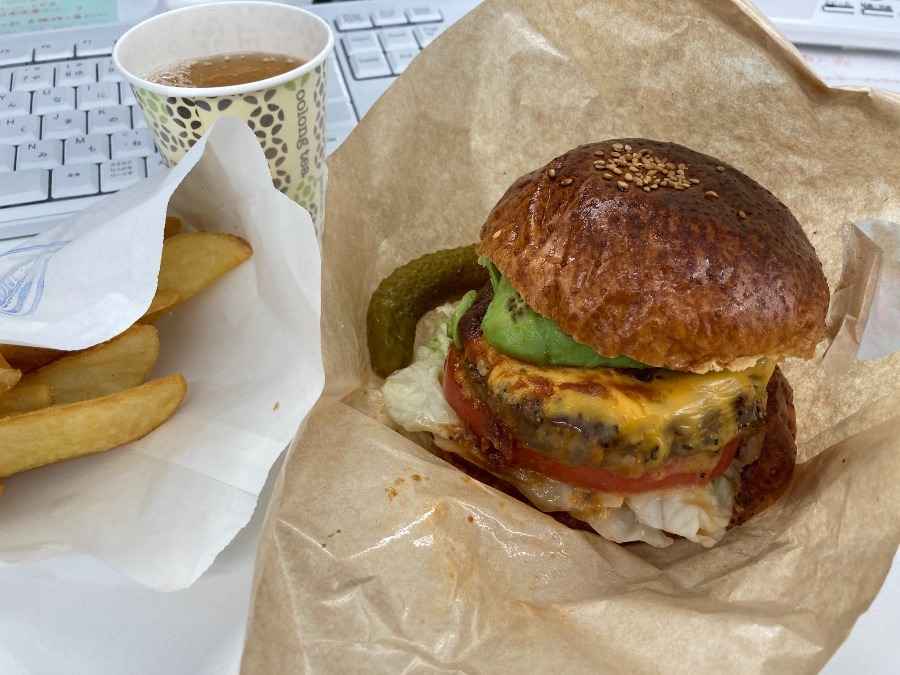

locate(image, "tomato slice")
[[443, 346, 739, 494]]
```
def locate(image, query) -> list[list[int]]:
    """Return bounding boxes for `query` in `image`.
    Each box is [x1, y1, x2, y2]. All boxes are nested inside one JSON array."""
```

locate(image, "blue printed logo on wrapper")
[[0, 241, 68, 316]]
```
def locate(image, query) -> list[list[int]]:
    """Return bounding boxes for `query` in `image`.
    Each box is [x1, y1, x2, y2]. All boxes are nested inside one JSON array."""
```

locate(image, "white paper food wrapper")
[[0, 117, 324, 591]]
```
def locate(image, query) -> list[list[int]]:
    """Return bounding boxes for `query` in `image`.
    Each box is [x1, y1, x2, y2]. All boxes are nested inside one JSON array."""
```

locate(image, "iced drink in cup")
[[113, 1, 334, 237]]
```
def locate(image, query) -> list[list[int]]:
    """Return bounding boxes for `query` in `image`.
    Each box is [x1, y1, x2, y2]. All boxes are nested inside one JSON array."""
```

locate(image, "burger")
[[379, 139, 829, 547]]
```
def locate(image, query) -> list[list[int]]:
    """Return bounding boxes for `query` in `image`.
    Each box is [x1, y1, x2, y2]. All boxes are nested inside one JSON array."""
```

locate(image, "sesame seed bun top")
[[477, 139, 830, 373]]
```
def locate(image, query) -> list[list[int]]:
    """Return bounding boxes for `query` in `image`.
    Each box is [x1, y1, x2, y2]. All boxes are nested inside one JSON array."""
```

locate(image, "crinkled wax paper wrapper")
[[243, 0, 899, 671], [0, 117, 324, 591]]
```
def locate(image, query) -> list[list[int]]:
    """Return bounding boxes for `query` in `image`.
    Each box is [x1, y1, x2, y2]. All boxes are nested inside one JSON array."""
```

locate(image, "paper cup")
[[113, 1, 334, 236]]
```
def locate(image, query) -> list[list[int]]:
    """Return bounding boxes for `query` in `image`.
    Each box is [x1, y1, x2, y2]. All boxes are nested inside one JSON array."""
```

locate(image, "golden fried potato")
[[0, 343, 62, 374], [19, 325, 159, 404], [142, 232, 252, 323], [139, 289, 180, 323], [0, 374, 187, 478], [164, 215, 183, 238], [0, 383, 53, 417], [0, 353, 21, 394]]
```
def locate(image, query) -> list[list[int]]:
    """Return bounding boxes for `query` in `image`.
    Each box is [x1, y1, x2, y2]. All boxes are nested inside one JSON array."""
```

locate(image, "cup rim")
[[112, 1, 334, 98]]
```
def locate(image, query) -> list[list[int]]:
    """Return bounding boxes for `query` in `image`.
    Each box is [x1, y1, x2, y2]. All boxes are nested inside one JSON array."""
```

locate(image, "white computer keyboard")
[[0, 0, 479, 239], [1, 0, 899, 240]]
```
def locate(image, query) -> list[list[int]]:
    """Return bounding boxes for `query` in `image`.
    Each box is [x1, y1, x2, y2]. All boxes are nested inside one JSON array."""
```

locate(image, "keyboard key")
[[111, 128, 156, 159], [0, 70, 10, 93], [335, 12, 373, 31], [89, 105, 132, 134], [372, 8, 408, 27], [31, 86, 76, 114], [146, 153, 168, 176], [348, 52, 392, 80], [65, 134, 110, 164], [52, 163, 100, 199], [12, 64, 55, 91], [97, 57, 122, 82], [78, 81, 120, 110], [327, 101, 356, 125], [386, 49, 418, 76], [42, 111, 87, 139], [822, 1, 855, 13], [100, 157, 146, 192], [34, 40, 76, 62], [0, 46, 32, 67], [379, 28, 418, 52], [0, 146, 14, 172], [132, 107, 149, 128], [860, 2, 893, 16], [16, 139, 63, 170], [75, 38, 114, 58], [414, 25, 444, 48], [326, 57, 350, 102], [120, 82, 137, 106], [343, 32, 382, 56], [56, 61, 97, 87], [0, 115, 40, 144], [0, 168, 49, 206], [407, 6, 443, 23], [0, 91, 31, 118]]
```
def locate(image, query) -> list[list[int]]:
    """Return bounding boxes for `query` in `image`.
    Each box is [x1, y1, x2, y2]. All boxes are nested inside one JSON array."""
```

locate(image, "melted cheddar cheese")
[[481, 341, 775, 478]]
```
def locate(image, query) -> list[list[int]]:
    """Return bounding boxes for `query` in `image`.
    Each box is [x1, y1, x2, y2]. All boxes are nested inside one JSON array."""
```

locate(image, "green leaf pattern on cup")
[[131, 60, 328, 225]]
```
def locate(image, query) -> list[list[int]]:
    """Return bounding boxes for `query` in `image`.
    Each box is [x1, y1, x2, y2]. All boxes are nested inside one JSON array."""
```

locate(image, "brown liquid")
[[146, 51, 304, 87]]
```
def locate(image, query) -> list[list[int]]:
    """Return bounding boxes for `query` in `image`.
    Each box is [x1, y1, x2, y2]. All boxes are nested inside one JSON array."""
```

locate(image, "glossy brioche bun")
[[730, 365, 797, 527], [477, 140, 830, 373]]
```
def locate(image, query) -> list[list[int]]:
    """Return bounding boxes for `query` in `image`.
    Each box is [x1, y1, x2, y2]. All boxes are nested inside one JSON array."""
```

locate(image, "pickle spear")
[[367, 244, 488, 377]]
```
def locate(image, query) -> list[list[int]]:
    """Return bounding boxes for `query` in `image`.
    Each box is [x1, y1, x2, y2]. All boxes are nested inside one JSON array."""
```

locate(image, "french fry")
[[0, 374, 187, 478], [139, 289, 180, 323], [142, 232, 252, 322], [0, 343, 63, 374], [164, 215, 183, 238], [19, 325, 159, 404], [0, 353, 21, 394], [0, 383, 53, 417]]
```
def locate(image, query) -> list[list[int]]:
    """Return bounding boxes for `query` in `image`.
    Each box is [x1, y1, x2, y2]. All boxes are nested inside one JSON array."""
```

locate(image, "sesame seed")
[[705, 190, 719, 200], [738, 210, 747, 219], [560, 178, 573, 186], [492, 229, 503, 239], [617, 181, 629, 190], [716, 165, 724, 172], [593, 145, 701, 193], [548, 168, 556, 178]]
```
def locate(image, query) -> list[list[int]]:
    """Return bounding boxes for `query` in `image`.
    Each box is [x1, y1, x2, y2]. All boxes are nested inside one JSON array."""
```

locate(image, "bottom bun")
[[730, 366, 797, 527]]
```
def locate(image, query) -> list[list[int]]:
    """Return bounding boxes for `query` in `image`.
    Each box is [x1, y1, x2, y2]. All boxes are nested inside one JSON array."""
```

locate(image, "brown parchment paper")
[[243, 0, 900, 671]]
